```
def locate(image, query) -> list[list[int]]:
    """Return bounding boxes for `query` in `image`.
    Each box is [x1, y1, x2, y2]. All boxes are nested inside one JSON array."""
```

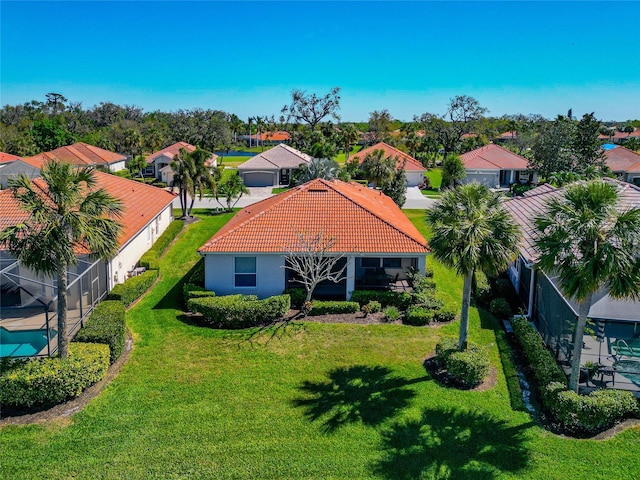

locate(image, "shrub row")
[[188, 294, 290, 329], [73, 301, 126, 364], [185, 257, 205, 287], [283, 288, 306, 309], [108, 269, 159, 307], [489, 297, 512, 318], [361, 300, 381, 316], [435, 338, 489, 387], [350, 290, 413, 309], [544, 382, 639, 434], [473, 269, 493, 307], [308, 301, 359, 316], [404, 306, 435, 326], [0, 343, 110, 408], [139, 220, 184, 270]]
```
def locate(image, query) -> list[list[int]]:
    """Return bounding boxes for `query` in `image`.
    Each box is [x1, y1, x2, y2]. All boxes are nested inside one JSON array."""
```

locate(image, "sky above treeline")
[[2, 1, 639, 122]]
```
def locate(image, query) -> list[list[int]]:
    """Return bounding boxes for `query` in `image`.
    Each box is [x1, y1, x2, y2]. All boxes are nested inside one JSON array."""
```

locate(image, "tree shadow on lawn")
[[152, 261, 202, 311], [292, 365, 427, 433], [371, 406, 534, 480]]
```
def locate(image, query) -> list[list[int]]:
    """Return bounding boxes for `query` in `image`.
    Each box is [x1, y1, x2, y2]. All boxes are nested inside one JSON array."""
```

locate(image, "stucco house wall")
[[204, 254, 286, 298]]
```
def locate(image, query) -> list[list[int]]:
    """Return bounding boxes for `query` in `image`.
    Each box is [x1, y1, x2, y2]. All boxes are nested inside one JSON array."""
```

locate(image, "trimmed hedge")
[[433, 306, 457, 323], [404, 306, 435, 326], [0, 343, 110, 408], [512, 317, 567, 387], [139, 219, 184, 270], [283, 288, 306, 309], [544, 382, 639, 434], [73, 301, 126, 364], [489, 297, 512, 318], [188, 294, 290, 329], [108, 269, 159, 307], [435, 338, 489, 387], [308, 301, 359, 316], [350, 290, 413, 309], [473, 269, 492, 307]]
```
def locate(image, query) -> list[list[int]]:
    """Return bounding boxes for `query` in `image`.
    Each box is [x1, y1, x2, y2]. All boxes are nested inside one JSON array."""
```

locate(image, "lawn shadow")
[[220, 320, 308, 348], [371, 406, 534, 480], [153, 261, 202, 311], [292, 365, 426, 433]]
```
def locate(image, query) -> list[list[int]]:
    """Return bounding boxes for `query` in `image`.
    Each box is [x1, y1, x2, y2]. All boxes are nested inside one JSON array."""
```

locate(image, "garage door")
[[242, 172, 275, 187], [465, 173, 497, 188]]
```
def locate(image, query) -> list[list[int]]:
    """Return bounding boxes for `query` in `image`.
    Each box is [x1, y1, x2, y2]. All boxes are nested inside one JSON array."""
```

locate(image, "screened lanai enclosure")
[[0, 251, 108, 358], [534, 272, 640, 396]]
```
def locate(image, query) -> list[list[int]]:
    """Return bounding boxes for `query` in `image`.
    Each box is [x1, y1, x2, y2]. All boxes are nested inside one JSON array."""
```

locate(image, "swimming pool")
[[0, 327, 50, 357]]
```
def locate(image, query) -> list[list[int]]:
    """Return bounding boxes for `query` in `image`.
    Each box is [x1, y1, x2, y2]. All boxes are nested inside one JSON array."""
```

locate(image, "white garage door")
[[242, 172, 275, 187], [465, 173, 497, 188]]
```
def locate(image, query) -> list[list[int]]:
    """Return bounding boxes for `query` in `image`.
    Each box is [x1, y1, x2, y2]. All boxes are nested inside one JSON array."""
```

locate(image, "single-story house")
[[0, 152, 21, 164], [460, 143, 537, 188], [237, 144, 312, 187], [351, 142, 427, 187], [0, 159, 40, 189], [1, 170, 176, 357], [198, 178, 429, 300], [238, 131, 291, 147], [598, 128, 640, 145], [23, 142, 127, 173], [494, 131, 518, 143], [145, 142, 218, 183], [504, 180, 640, 393], [604, 146, 640, 186]]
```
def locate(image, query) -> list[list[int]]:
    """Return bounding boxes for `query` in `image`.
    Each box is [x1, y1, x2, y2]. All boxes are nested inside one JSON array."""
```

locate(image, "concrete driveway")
[[403, 187, 437, 210]]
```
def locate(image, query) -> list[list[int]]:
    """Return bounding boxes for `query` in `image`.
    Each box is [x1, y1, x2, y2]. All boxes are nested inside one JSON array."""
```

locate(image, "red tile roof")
[[598, 128, 640, 140], [0, 152, 21, 163], [504, 179, 640, 264], [496, 131, 518, 140], [23, 143, 126, 168], [352, 142, 426, 172], [0, 169, 175, 252], [460, 144, 529, 170], [146, 142, 218, 166], [199, 179, 429, 254], [604, 146, 640, 174], [252, 131, 291, 142]]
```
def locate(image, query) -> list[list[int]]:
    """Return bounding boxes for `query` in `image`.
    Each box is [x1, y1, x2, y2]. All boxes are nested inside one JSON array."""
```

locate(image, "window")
[[383, 258, 402, 269], [235, 257, 256, 287], [361, 258, 381, 268]]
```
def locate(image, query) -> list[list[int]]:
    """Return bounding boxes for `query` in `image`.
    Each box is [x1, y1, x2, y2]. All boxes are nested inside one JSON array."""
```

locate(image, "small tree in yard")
[[441, 154, 466, 188], [283, 232, 347, 305], [215, 173, 249, 212], [381, 165, 407, 207]]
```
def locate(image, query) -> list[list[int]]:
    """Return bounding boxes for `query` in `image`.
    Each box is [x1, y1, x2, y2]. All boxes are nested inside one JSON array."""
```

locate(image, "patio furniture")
[[598, 366, 616, 386]]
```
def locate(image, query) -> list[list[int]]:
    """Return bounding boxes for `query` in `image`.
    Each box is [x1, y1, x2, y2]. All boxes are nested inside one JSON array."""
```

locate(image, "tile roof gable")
[[460, 144, 529, 170], [352, 142, 426, 172]]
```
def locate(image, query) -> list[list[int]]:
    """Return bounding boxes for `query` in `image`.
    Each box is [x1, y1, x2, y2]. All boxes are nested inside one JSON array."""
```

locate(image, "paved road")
[[172, 186, 437, 211]]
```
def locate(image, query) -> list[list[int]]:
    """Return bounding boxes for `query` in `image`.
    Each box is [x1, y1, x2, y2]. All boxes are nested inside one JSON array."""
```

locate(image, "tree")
[[171, 148, 196, 219], [31, 118, 74, 151], [0, 161, 123, 358], [127, 155, 147, 178], [361, 149, 395, 187], [283, 231, 347, 304], [441, 154, 466, 188], [426, 183, 520, 350], [368, 109, 393, 144], [338, 123, 359, 162], [281, 87, 341, 131], [381, 165, 407, 207], [171, 147, 218, 218], [534, 180, 640, 392], [294, 158, 341, 184], [45, 92, 68, 115], [572, 113, 606, 171], [215, 173, 249, 211]]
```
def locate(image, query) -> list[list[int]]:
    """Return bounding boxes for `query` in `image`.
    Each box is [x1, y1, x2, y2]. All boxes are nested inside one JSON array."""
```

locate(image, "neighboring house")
[[237, 144, 312, 187], [0, 159, 40, 189], [504, 180, 640, 393], [604, 146, 640, 186], [598, 128, 640, 145], [239, 131, 291, 147], [198, 179, 429, 300], [494, 131, 518, 143], [460, 143, 536, 188], [0, 152, 21, 164], [145, 142, 218, 183], [23, 142, 127, 172], [0, 171, 176, 357], [351, 142, 427, 187]]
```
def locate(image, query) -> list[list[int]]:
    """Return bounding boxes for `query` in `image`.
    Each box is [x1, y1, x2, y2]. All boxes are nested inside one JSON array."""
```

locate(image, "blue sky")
[[1, 1, 639, 121]]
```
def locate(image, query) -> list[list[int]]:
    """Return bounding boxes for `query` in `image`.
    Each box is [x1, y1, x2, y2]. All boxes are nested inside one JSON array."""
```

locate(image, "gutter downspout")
[[526, 263, 535, 319]]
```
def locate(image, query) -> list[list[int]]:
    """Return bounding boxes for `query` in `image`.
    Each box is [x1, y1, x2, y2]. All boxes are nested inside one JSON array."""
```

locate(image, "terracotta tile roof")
[[496, 131, 517, 140], [598, 128, 640, 140], [0, 152, 21, 164], [23, 142, 126, 168], [604, 146, 640, 174], [0, 169, 175, 253], [504, 179, 640, 264], [145, 142, 219, 166], [199, 179, 429, 254], [460, 144, 529, 170], [254, 131, 291, 142], [461, 133, 478, 139], [238, 144, 312, 171], [351, 142, 426, 172]]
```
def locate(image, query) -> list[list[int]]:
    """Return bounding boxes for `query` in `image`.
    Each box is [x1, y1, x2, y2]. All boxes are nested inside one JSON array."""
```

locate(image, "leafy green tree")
[[368, 109, 394, 144], [441, 154, 466, 188], [361, 149, 395, 187], [31, 118, 74, 151], [572, 113, 605, 171], [0, 161, 123, 358], [281, 87, 341, 132], [535, 180, 640, 391], [426, 183, 520, 350], [216, 173, 249, 211], [381, 166, 407, 207], [338, 123, 359, 162], [127, 155, 147, 178]]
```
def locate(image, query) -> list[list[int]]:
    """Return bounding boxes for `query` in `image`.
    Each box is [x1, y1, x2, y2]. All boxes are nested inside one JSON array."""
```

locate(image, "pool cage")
[[0, 252, 108, 358]]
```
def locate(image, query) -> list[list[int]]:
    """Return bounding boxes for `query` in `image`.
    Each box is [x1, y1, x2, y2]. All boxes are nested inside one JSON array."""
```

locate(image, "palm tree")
[[215, 173, 249, 211], [361, 149, 395, 188], [0, 160, 123, 358], [339, 123, 359, 162], [186, 148, 219, 217], [294, 158, 341, 184], [171, 148, 195, 219], [426, 183, 520, 350], [534, 180, 640, 391]]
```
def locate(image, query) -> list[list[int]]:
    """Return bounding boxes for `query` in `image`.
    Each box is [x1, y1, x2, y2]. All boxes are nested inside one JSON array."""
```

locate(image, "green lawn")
[[1, 212, 639, 479], [218, 155, 251, 168], [335, 145, 362, 165], [422, 168, 442, 197]]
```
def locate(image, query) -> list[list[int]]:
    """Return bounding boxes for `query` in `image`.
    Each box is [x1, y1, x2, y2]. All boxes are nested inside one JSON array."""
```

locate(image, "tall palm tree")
[[294, 158, 341, 185], [186, 148, 220, 217], [535, 180, 640, 391], [215, 173, 249, 211], [361, 149, 395, 188], [339, 123, 359, 162], [426, 183, 520, 350], [171, 148, 195, 219], [0, 160, 123, 358]]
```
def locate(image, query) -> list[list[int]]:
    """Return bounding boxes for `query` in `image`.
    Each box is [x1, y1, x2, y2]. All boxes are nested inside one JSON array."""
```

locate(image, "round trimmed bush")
[[445, 345, 489, 387], [433, 306, 457, 323], [489, 297, 512, 318], [404, 306, 435, 326], [383, 306, 401, 322]]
